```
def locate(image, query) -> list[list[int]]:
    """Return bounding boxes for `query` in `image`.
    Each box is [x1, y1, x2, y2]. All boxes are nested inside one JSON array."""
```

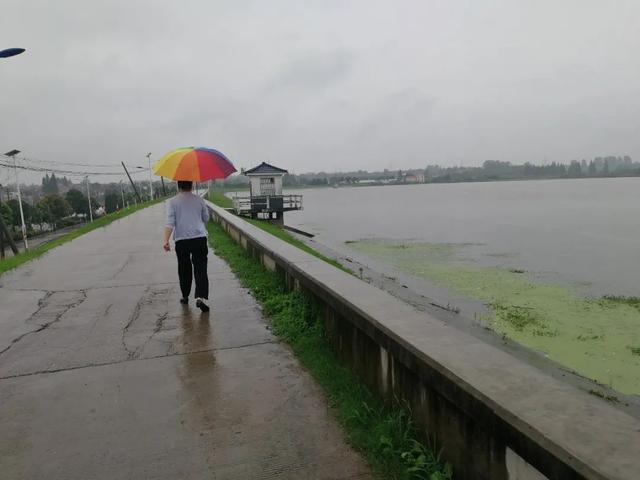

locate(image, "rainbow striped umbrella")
[[153, 147, 236, 181]]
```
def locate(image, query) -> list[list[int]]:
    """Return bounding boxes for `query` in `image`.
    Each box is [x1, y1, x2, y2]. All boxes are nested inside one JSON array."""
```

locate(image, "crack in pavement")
[[0, 340, 279, 381], [121, 289, 147, 359], [121, 287, 174, 360], [154, 312, 168, 332], [136, 311, 170, 357], [0, 290, 87, 357], [25, 290, 55, 323], [110, 254, 132, 280]]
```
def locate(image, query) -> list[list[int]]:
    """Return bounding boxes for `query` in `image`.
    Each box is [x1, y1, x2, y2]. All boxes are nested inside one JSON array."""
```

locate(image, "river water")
[[288, 178, 640, 297]]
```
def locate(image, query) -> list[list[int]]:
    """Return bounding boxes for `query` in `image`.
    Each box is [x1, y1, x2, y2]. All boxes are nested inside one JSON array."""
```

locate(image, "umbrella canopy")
[[0, 48, 26, 58], [153, 147, 236, 181]]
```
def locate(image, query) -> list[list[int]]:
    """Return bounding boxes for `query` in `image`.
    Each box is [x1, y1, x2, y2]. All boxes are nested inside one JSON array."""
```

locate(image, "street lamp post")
[[146, 153, 153, 200], [2, 49, 27, 250], [5, 149, 28, 251]]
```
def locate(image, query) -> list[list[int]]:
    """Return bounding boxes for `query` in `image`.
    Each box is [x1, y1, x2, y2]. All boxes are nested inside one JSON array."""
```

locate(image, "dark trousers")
[[175, 237, 209, 300]]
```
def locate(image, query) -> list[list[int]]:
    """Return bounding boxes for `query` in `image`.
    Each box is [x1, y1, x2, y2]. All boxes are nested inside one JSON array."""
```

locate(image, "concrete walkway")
[[0, 203, 371, 479]]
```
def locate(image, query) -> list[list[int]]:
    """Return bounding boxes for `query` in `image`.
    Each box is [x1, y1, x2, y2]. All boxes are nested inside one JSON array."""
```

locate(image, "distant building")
[[403, 173, 426, 183]]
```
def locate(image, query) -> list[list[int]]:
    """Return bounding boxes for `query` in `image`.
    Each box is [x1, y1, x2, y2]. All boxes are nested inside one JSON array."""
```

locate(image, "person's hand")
[[163, 241, 171, 252]]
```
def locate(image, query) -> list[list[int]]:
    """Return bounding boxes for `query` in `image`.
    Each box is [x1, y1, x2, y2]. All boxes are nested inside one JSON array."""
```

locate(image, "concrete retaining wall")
[[206, 201, 640, 480]]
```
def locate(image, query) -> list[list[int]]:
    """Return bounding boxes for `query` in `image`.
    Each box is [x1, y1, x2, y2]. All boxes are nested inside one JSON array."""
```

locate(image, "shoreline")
[[293, 233, 640, 417]]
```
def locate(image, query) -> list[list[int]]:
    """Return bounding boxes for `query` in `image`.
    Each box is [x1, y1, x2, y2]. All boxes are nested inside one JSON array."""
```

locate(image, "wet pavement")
[[0, 203, 371, 479]]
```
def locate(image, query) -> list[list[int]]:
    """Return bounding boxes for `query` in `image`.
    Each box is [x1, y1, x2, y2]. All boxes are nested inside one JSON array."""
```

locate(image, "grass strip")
[[207, 220, 452, 480], [0, 199, 163, 276], [208, 190, 233, 208], [207, 190, 348, 272]]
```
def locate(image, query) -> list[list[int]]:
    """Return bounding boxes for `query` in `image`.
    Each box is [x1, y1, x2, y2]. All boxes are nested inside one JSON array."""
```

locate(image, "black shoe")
[[196, 298, 210, 312], [179, 297, 188, 305]]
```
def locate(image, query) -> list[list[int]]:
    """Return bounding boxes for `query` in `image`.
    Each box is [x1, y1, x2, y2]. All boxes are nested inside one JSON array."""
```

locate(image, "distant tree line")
[[41, 173, 72, 195], [428, 156, 637, 183], [217, 155, 638, 189], [0, 174, 170, 242]]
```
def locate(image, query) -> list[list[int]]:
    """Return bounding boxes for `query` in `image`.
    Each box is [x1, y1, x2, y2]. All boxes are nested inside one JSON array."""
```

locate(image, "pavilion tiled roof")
[[244, 162, 288, 175]]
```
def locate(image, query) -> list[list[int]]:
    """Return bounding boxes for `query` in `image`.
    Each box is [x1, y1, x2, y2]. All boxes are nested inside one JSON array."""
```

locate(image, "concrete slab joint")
[[379, 345, 389, 395], [262, 253, 276, 272]]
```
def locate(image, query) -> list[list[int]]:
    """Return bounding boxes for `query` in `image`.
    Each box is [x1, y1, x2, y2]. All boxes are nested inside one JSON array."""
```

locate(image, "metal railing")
[[232, 194, 303, 213]]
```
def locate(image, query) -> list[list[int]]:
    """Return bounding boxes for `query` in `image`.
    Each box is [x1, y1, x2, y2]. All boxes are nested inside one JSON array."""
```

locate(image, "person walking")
[[163, 181, 210, 312]]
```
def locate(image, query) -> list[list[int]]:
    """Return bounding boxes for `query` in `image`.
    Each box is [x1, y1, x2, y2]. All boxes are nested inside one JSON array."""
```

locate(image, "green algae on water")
[[346, 239, 640, 395]]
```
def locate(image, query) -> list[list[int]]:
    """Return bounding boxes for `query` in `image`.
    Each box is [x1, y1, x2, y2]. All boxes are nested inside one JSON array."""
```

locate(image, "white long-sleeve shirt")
[[165, 192, 209, 242]]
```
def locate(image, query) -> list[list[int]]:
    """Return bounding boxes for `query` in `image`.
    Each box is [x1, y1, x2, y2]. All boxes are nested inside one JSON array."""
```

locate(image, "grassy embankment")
[[207, 220, 452, 479], [347, 240, 640, 395], [0, 199, 163, 276], [207, 191, 451, 478], [207, 190, 347, 271]]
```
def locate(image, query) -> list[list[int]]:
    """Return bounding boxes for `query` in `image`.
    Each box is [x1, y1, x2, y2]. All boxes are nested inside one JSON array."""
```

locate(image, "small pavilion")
[[232, 162, 302, 224]]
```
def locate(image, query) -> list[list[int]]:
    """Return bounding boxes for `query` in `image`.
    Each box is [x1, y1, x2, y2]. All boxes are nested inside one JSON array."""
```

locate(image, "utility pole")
[[5, 150, 28, 251], [146, 152, 153, 200], [122, 162, 142, 203], [85, 176, 93, 222]]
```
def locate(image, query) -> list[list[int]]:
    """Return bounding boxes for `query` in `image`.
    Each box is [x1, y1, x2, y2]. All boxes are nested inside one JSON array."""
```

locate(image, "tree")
[[104, 191, 119, 213], [65, 189, 88, 215], [603, 159, 610, 176], [37, 195, 71, 229], [0, 203, 12, 226], [6, 199, 21, 227], [30, 205, 45, 229], [588, 160, 597, 176], [482, 160, 512, 175], [41, 173, 60, 195], [568, 160, 582, 177]]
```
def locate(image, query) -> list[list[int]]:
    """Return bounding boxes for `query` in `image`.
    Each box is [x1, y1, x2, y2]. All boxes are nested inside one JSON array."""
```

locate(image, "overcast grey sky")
[[1, 0, 639, 181]]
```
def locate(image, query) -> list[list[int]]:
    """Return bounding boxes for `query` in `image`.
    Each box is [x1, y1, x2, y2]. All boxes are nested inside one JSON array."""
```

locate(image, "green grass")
[[208, 190, 233, 208], [0, 199, 163, 276], [207, 220, 452, 480], [207, 190, 349, 272]]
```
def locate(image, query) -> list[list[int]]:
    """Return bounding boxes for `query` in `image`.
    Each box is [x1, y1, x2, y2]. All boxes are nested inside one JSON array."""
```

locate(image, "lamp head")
[[0, 48, 25, 58]]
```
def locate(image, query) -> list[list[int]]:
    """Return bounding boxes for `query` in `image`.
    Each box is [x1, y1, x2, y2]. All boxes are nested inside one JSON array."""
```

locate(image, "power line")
[[14, 155, 134, 169], [0, 161, 149, 177], [6, 155, 148, 173]]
